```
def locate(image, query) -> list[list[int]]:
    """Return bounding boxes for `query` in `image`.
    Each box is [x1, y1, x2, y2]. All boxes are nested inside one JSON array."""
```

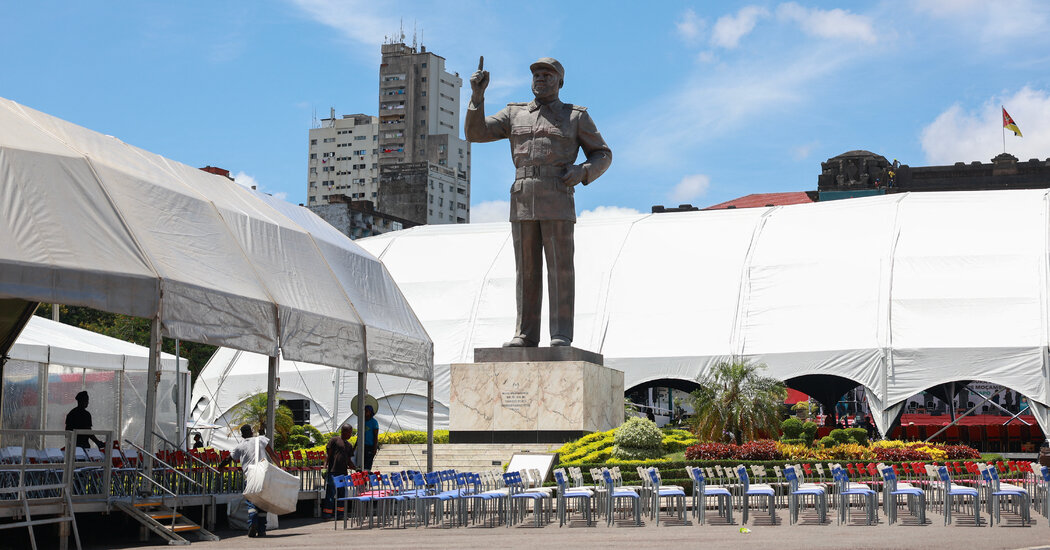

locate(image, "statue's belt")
[[515, 165, 565, 178]]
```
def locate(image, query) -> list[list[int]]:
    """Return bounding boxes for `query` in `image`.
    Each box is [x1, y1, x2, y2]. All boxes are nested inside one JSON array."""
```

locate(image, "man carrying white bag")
[[219, 424, 298, 537]]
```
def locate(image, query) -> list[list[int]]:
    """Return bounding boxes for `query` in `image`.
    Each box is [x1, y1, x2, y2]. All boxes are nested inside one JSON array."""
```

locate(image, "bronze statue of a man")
[[465, 57, 612, 348]]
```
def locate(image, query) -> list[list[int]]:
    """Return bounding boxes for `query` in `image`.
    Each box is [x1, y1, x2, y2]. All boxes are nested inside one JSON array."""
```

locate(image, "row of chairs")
[[890, 422, 1041, 451], [312, 460, 1050, 530]]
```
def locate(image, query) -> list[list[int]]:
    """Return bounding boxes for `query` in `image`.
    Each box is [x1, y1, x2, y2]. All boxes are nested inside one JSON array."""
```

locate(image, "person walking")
[[219, 424, 280, 537], [64, 391, 106, 451]]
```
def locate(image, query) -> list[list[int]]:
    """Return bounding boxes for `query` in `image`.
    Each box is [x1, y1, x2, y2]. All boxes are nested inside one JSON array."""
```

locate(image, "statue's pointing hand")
[[470, 56, 489, 97]]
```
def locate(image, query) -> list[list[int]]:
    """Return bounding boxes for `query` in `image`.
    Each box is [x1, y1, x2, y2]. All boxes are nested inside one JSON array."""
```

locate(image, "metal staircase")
[[116, 500, 218, 545]]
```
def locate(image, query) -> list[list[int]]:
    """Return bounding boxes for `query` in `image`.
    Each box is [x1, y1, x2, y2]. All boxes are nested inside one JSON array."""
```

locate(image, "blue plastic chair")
[[553, 469, 593, 526], [735, 465, 776, 525], [985, 466, 1030, 526], [601, 469, 641, 526], [833, 465, 877, 525], [880, 466, 926, 525], [937, 465, 980, 526], [784, 465, 826, 525], [503, 471, 549, 527], [686, 467, 732, 525], [646, 468, 685, 525]]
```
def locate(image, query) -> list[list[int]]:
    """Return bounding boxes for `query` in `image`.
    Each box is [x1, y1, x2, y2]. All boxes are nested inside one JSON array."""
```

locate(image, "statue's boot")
[[550, 335, 572, 347], [502, 336, 538, 348]]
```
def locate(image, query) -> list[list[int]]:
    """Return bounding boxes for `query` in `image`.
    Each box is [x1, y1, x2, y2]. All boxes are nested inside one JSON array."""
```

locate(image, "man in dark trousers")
[[65, 391, 106, 450], [466, 56, 612, 348], [219, 424, 280, 538], [363, 406, 379, 471], [322, 424, 355, 518]]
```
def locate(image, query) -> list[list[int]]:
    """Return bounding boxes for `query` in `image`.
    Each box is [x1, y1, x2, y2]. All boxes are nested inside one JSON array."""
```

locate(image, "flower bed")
[[684, 439, 979, 462]]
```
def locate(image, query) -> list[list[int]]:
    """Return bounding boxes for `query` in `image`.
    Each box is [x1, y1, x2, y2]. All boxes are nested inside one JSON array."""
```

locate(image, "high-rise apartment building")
[[306, 42, 470, 226], [306, 113, 379, 206]]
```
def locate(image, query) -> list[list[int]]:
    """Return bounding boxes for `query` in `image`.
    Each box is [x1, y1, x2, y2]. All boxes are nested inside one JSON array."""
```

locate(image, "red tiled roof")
[[703, 192, 815, 210]]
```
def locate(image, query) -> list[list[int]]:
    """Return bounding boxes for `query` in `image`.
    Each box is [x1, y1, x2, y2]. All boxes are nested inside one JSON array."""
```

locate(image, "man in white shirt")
[[219, 424, 280, 537]]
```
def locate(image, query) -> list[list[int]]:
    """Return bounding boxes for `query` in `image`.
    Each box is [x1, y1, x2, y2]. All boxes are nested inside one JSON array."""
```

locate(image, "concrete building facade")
[[377, 42, 470, 225], [306, 195, 417, 240], [306, 113, 379, 206], [306, 42, 470, 227]]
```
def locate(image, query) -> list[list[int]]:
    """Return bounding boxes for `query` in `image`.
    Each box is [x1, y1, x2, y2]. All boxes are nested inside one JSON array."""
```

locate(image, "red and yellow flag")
[[1003, 107, 1023, 137]]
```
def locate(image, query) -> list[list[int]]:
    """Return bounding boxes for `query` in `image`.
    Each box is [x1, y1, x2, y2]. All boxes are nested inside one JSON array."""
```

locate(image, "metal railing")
[[122, 439, 203, 534]]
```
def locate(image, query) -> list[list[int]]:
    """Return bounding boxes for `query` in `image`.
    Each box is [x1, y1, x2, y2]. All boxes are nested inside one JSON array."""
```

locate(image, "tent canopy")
[[356, 190, 1050, 438], [10, 316, 185, 372], [0, 97, 431, 379]]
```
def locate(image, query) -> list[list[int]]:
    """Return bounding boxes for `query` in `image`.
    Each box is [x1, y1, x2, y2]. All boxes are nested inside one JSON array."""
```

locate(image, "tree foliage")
[[35, 305, 216, 381], [690, 360, 787, 445], [231, 393, 295, 450]]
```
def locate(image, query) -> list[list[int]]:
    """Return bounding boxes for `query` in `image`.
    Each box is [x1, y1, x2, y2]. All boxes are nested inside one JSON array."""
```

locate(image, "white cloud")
[[777, 3, 876, 43], [669, 174, 712, 203], [232, 170, 257, 189], [711, 6, 769, 49], [470, 200, 510, 223], [912, 0, 1050, 44], [622, 45, 851, 167], [676, 9, 706, 43], [578, 206, 644, 219], [232, 171, 288, 201], [288, 0, 395, 46], [920, 87, 1050, 165]]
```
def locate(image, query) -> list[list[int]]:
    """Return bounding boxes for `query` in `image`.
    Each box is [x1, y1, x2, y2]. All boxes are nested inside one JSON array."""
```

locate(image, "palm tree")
[[690, 360, 787, 445], [231, 393, 295, 448]]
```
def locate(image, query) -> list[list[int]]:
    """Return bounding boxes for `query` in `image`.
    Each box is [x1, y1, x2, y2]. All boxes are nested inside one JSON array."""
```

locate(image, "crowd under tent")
[[1, 316, 188, 446], [350, 189, 1050, 441], [190, 348, 445, 449], [0, 96, 433, 463]]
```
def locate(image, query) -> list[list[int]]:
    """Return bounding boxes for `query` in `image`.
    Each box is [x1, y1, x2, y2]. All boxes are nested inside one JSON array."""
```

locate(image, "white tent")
[[0, 95, 433, 454], [189, 348, 443, 448], [341, 190, 1050, 440], [1, 316, 188, 445], [0, 96, 431, 378]]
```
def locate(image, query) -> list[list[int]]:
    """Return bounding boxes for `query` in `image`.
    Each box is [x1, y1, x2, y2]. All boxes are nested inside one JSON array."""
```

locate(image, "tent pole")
[[143, 318, 162, 475], [266, 356, 278, 444], [427, 380, 434, 473], [925, 389, 1004, 442], [175, 339, 183, 449], [356, 372, 366, 470]]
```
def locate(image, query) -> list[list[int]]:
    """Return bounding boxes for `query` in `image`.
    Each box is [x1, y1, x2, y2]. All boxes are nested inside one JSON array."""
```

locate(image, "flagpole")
[[1002, 105, 1006, 154]]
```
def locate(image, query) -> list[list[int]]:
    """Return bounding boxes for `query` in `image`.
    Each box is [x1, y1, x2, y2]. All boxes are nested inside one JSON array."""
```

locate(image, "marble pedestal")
[[449, 348, 624, 444]]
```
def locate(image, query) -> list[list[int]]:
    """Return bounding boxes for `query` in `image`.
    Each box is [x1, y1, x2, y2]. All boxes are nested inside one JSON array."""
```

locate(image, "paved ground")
[[53, 510, 1050, 550]]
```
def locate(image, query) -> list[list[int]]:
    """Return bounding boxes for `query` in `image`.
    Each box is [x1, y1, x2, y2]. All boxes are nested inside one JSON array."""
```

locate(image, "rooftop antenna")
[[412, 21, 417, 49], [400, 18, 405, 43], [311, 107, 318, 129]]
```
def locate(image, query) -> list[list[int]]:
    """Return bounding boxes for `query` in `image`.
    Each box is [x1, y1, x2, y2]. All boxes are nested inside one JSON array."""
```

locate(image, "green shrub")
[[303, 424, 326, 447], [780, 418, 804, 439], [846, 428, 868, 446], [615, 418, 663, 448], [661, 428, 699, 453], [819, 436, 837, 448], [829, 429, 851, 444], [801, 421, 818, 445], [612, 418, 663, 460], [780, 438, 805, 446]]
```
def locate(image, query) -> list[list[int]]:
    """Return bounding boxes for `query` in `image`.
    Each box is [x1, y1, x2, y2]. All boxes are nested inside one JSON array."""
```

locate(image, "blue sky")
[[4, 1, 1050, 221]]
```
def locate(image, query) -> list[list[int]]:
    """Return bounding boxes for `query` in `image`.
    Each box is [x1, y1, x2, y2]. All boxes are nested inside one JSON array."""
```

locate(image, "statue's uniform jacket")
[[465, 98, 612, 221]]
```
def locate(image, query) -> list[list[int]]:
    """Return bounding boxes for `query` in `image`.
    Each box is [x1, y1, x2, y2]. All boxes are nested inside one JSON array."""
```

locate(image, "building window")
[[372, 192, 377, 197], [311, 139, 317, 145], [309, 196, 316, 202], [355, 135, 367, 140], [310, 153, 317, 159], [420, 106, 426, 111], [421, 63, 427, 68]]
